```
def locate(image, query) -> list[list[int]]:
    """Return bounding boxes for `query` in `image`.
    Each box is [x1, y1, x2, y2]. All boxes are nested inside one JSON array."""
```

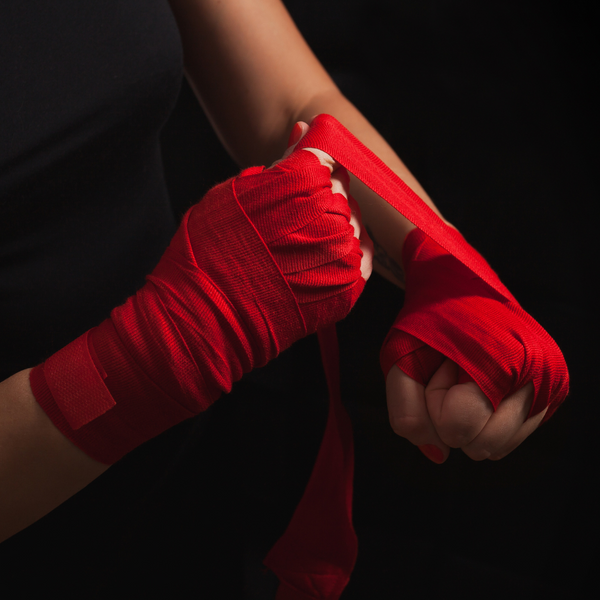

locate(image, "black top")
[[0, 0, 183, 380]]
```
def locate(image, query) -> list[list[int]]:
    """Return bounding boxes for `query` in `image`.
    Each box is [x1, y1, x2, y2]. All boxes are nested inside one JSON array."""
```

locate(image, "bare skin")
[[1, 0, 546, 541], [0, 369, 109, 542]]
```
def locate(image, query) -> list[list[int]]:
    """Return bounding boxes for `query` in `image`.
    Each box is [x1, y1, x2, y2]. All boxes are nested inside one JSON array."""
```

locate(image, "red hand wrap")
[[29, 114, 569, 600], [380, 228, 569, 423], [264, 114, 569, 600], [30, 149, 364, 464], [290, 115, 568, 424]]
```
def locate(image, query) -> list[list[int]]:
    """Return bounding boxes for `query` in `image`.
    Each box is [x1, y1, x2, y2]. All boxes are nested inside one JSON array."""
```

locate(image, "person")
[[0, 1, 567, 597]]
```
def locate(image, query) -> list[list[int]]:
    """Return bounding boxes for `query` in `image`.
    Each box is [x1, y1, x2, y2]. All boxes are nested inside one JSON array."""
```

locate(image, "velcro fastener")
[[44, 331, 115, 429]]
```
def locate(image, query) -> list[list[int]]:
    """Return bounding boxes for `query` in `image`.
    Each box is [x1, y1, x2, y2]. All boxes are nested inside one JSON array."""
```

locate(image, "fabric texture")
[[30, 148, 364, 463], [380, 228, 569, 422]]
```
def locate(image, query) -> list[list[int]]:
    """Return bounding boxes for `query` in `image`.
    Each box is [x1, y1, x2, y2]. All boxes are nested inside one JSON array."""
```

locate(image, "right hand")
[[380, 229, 568, 464]]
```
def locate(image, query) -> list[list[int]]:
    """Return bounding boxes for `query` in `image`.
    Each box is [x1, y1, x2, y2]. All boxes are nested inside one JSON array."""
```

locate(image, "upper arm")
[[167, 0, 337, 165]]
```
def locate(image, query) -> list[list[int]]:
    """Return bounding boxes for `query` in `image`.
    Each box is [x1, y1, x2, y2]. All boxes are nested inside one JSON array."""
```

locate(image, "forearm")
[[0, 133, 363, 542], [0, 369, 108, 543], [169, 0, 451, 287]]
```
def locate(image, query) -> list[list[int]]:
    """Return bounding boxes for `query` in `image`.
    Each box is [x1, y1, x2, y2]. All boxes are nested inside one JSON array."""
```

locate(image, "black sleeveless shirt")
[[0, 0, 183, 380]]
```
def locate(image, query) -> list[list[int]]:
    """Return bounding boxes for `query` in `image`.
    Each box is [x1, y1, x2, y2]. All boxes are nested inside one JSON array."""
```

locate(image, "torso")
[[0, 0, 183, 378]]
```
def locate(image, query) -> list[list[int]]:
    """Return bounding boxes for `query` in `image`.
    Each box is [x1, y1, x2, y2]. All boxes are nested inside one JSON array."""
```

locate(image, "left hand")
[[386, 359, 547, 463]]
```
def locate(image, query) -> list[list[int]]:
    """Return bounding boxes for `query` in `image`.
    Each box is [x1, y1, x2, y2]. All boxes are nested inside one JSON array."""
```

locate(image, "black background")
[[1, 2, 595, 599], [156, 1, 596, 598]]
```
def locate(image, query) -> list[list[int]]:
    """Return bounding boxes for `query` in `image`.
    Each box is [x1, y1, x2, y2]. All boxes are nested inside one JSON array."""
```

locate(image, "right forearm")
[[0, 369, 109, 543]]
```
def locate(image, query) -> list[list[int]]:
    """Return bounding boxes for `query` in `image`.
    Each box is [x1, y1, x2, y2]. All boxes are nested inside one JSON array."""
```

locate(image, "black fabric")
[[0, 2, 235, 597], [0, 0, 182, 380]]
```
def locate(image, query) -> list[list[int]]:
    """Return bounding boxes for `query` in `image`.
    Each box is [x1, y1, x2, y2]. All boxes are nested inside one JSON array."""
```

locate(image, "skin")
[[0, 0, 546, 542]]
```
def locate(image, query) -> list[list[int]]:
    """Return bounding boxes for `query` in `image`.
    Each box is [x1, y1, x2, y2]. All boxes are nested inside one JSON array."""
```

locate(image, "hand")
[[386, 359, 548, 463], [274, 119, 373, 284], [379, 223, 567, 465], [29, 116, 375, 466]]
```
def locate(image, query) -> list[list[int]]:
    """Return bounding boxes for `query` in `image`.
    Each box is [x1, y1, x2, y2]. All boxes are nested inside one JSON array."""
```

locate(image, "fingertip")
[[418, 444, 447, 464], [287, 122, 303, 148], [287, 121, 310, 148]]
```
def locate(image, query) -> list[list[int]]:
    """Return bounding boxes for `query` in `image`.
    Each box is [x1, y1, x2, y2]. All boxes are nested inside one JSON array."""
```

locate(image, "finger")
[[295, 116, 344, 175], [276, 119, 372, 282], [488, 405, 547, 460], [460, 382, 535, 460], [271, 122, 344, 177], [300, 147, 342, 175], [425, 357, 493, 450], [358, 230, 374, 281], [348, 208, 360, 242], [287, 121, 307, 148], [347, 194, 373, 281], [270, 121, 310, 167], [330, 164, 350, 200], [386, 365, 450, 463]]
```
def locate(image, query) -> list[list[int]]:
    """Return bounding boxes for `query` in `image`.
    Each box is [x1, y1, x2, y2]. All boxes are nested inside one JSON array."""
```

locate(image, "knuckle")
[[389, 415, 429, 441], [462, 446, 492, 461], [438, 426, 475, 449]]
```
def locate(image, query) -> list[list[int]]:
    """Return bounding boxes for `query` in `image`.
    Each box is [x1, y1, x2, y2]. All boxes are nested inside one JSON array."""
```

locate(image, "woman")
[[0, 1, 566, 597]]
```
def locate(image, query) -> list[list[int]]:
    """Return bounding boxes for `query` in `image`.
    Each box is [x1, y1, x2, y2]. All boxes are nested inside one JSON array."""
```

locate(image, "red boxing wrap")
[[291, 116, 569, 423], [380, 228, 569, 423], [29, 114, 569, 600], [30, 149, 364, 464], [267, 117, 567, 600]]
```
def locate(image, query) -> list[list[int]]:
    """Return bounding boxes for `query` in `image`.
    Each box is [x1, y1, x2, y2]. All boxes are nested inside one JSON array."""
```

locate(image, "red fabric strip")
[[266, 114, 567, 599], [295, 115, 516, 303], [264, 325, 356, 600], [43, 331, 115, 429]]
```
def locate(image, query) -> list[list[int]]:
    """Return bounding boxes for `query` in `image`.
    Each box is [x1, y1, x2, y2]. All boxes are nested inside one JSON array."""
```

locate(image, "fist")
[[387, 360, 544, 463], [230, 119, 373, 334]]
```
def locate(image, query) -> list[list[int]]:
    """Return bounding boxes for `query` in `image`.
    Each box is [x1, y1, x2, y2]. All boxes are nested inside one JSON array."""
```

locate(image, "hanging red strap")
[[264, 325, 356, 600], [263, 114, 567, 599]]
